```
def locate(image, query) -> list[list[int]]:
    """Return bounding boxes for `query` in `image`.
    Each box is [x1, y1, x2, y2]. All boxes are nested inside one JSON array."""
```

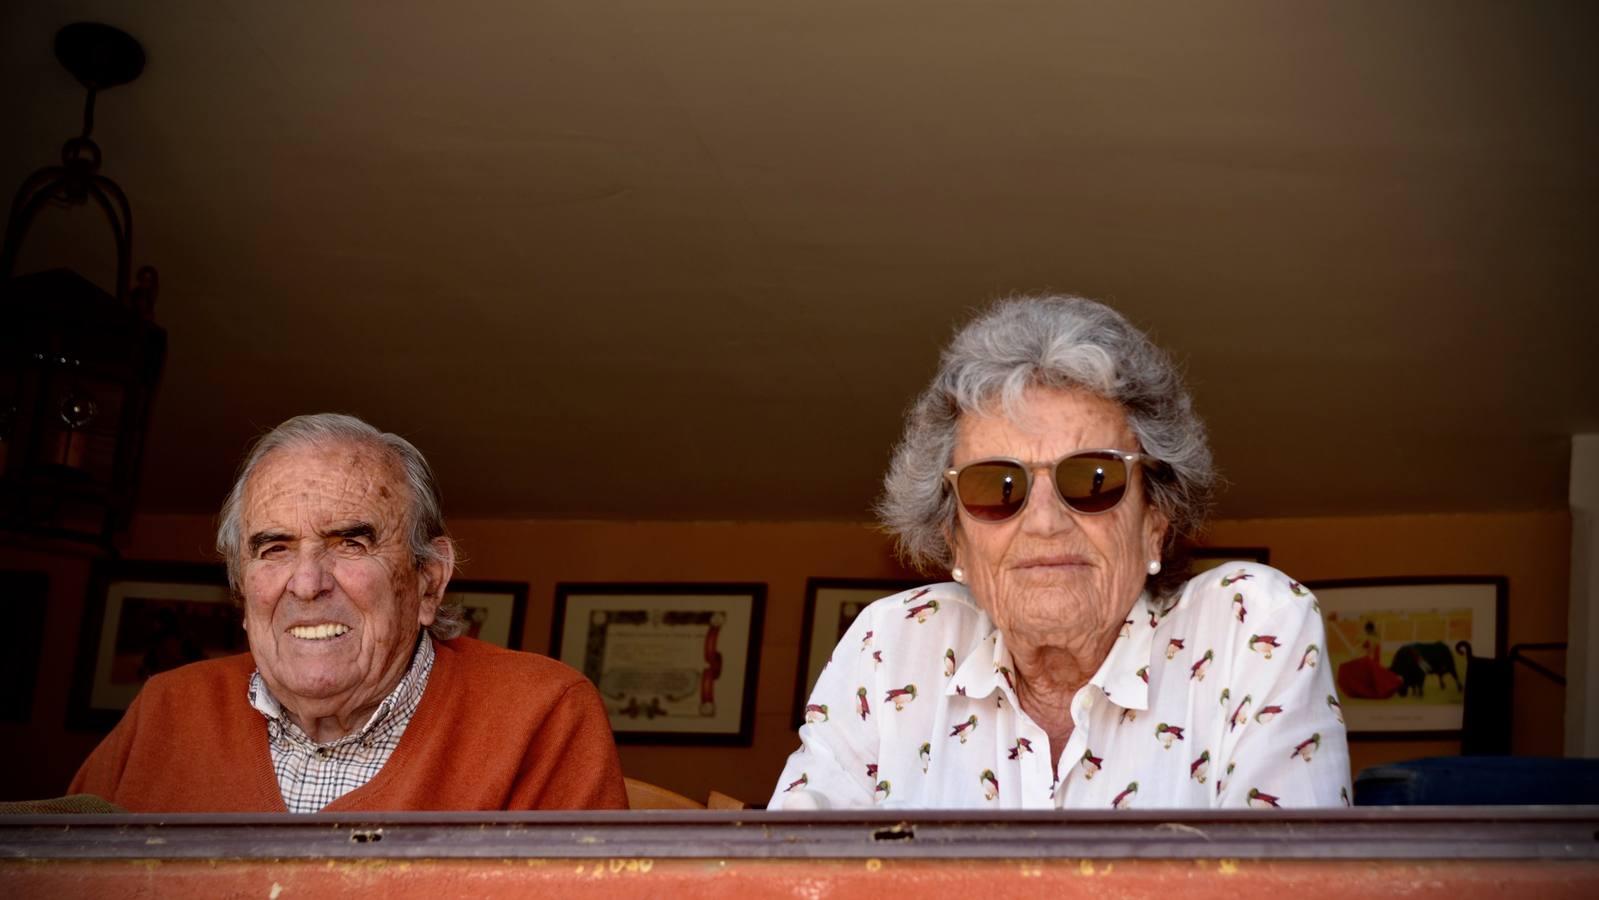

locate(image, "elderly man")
[[71, 414, 628, 811]]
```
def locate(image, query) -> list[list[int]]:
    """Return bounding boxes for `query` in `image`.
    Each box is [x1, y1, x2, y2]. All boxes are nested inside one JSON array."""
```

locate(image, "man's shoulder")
[[434, 637, 589, 692], [126, 653, 255, 721], [141, 652, 256, 693]]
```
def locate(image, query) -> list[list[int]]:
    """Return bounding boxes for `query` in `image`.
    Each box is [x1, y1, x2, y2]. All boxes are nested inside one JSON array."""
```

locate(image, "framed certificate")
[[551, 582, 766, 745]]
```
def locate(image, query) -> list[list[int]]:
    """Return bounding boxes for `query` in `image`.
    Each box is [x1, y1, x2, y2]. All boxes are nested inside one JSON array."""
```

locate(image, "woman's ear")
[[943, 519, 964, 572], [1143, 504, 1170, 564]]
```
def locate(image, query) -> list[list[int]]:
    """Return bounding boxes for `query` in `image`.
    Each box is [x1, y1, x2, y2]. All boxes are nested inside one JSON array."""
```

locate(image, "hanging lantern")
[[0, 23, 166, 550]]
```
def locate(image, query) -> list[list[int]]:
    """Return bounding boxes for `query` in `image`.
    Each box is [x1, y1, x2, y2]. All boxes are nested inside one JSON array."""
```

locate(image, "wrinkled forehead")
[[241, 439, 411, 530]]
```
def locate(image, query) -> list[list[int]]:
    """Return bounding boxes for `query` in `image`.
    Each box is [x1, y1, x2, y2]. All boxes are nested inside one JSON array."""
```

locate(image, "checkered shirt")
[[248, 634, 435, 813]]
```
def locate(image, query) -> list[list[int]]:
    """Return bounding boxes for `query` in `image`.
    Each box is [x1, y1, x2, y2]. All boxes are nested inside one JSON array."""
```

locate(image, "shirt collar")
[[944, 591, 1161, 711], [1095, 592, 1160, 710], [946, 628, 1003, 699], [248, 631, 435, 746]]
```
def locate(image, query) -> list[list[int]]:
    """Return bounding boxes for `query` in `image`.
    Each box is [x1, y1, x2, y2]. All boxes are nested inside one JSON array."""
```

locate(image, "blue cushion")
[[1354, 756, 1599, 805]]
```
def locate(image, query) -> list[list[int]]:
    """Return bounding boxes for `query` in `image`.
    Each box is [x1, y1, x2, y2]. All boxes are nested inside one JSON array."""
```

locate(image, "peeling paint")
[[568, 859, 656, 879], [1157, 823, 1210, 840], [2, 856, 1594, 899], [605, 858, 654, 875]]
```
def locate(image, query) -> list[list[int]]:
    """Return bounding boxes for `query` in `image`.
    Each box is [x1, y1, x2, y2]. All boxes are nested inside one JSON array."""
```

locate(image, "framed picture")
[[444, 580, 527, 650], [551, 582, 765, 745], [1189, 546, 1270, 574], [0, 570, 49, 723], [793, 577, 925, 727], [1308, 576, 1507, 740], [69, 561, 242, 731]]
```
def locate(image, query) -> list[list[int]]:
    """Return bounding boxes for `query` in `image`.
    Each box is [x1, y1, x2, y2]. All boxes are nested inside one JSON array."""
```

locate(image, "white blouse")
[[769, 562, 1352, 809]]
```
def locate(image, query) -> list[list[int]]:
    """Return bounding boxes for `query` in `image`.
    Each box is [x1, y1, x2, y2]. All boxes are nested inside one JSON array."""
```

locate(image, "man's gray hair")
[[215, 413, 465, 640], [876, 294, 1216, 596]]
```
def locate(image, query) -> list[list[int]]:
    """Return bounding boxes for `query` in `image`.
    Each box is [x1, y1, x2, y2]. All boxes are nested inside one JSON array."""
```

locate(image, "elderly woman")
[[770, 296, 1350, 809]]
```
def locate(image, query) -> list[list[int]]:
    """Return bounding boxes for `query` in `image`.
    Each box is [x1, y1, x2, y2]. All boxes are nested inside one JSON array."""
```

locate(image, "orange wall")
[[0, 509, 1570, 804]]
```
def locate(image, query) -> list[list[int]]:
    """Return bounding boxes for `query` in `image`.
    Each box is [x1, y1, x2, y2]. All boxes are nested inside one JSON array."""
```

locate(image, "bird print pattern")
[[768, 564, 1351, 810]]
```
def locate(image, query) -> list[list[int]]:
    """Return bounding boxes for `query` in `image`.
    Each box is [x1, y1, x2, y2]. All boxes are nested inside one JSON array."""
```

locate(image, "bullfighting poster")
[[1309, 577, 1505, 737]]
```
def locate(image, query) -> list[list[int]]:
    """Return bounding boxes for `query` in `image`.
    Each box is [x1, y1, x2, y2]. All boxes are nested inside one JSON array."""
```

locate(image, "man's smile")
[[287, 623, 352, 641]]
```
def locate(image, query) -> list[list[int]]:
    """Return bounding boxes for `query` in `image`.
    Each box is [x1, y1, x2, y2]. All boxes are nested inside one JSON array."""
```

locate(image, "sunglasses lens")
[[1054, 452, 1129, 513], [956, 461, 1029, 521]]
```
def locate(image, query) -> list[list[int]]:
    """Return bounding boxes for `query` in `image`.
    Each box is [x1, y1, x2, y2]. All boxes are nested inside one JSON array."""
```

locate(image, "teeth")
[[290, 623, 350, 640]]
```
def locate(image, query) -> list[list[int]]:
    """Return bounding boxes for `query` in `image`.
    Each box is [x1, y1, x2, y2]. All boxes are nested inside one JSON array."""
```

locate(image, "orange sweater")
[[70, 636, 628, 811]]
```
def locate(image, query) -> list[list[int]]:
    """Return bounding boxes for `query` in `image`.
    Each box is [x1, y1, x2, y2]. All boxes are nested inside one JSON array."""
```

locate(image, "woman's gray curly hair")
[[876, 294, 1216, 597], [215, 413, 466, 640]]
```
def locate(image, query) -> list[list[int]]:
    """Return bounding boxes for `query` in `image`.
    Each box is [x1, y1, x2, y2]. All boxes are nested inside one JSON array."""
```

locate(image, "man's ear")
[[416, 537, 456, 626]]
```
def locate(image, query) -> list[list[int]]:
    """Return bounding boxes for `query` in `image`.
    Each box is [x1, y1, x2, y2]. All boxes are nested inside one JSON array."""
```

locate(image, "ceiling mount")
[[54, 22, 145, 91]]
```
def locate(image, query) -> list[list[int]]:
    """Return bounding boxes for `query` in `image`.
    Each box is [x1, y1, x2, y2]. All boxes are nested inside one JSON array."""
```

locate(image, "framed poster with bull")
[[1309, 576, 1507, 740], [551, 582, 765, 745]]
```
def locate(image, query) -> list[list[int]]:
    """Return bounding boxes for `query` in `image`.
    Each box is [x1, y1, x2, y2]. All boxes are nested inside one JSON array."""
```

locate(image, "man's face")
[[238, 441, 442, 724]]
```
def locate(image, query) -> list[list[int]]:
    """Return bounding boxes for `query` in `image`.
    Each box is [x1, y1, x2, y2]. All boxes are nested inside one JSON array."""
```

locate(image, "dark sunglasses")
[[944, 450, 1147, 522]]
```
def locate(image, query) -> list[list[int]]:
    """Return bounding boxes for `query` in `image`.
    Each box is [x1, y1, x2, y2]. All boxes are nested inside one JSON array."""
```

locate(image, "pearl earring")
[[1147, 559, 1162, 576], [951, 567, 965, 583]]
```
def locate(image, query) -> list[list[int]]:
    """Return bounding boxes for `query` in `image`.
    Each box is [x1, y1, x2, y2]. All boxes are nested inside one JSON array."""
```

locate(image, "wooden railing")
[[2, 807, 1596, 898]]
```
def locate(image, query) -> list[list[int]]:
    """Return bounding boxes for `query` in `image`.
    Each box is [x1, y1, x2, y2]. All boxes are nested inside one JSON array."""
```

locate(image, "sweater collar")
[[247, 632, 435, 747]]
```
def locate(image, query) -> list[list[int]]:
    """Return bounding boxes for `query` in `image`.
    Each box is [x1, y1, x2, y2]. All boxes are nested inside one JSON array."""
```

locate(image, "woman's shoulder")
[[1176, 561, 1316, 620], [856, 582, 988, 638]]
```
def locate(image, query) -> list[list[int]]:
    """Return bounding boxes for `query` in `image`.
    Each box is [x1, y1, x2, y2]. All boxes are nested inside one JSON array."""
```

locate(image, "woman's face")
[[948, 386, 1168, 653]]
